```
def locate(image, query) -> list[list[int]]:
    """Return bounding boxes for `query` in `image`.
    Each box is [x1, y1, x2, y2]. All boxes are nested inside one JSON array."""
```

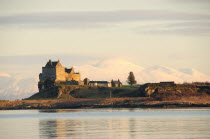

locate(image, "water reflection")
[[38, 112, 210, 139], [40, 120, 57, 138], [39, 109, 81, 113], [1, 109, 210, 139]]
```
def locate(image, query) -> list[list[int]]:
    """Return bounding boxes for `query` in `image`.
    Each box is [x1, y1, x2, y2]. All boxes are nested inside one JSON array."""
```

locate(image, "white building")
[[89, 81, 111, 87]]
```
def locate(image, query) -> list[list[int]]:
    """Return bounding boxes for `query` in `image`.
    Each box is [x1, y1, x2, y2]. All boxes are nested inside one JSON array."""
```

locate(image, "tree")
[[127, 72, 137, 86]]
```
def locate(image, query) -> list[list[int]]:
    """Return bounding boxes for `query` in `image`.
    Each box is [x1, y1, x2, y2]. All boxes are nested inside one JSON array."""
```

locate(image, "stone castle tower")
[[39, 59, 81, 82]]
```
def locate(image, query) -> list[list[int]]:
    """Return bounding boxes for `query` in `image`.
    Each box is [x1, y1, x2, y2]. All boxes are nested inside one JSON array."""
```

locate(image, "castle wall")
[[56, 67, 66, 82], [65, 73, 81, 81], [70, 73, 81, 81], [42, 67, 56, 81]]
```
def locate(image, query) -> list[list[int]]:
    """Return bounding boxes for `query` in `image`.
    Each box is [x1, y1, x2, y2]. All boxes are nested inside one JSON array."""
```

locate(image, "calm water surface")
[[0, 108, 210, 139]]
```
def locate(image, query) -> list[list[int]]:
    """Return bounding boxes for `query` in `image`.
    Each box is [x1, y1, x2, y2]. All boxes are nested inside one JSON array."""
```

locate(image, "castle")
[[38, 60, 82, 90]]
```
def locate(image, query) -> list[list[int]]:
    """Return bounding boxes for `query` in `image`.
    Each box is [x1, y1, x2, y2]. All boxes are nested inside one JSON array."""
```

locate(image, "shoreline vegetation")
[[1, 83, 210, 110]]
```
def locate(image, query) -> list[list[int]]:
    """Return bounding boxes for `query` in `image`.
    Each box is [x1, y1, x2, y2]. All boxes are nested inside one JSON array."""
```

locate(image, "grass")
[[70, 86, 139, 98], [121, 85, 140, 89]]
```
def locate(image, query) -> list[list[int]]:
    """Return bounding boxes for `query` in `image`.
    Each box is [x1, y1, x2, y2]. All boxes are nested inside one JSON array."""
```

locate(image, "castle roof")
[[65, 66, 75, 74], [45, 60, 62, 68], [65, 68, 73, 73], [52, 62, 59, 67]]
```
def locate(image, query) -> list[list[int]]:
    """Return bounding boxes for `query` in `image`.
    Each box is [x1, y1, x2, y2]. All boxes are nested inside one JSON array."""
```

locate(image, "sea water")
[[0, 108, 210, 139]]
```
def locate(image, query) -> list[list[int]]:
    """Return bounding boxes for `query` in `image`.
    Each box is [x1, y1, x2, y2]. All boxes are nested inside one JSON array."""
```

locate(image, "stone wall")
[[70, 73, 80, 81], [56, 66, 66, 82], [65, 73, 81, 81], [42, 67, 56, 81]]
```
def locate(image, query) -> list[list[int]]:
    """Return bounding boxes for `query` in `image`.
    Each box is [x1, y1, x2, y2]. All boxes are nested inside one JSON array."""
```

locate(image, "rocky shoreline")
[[1, 97, 210, 110]]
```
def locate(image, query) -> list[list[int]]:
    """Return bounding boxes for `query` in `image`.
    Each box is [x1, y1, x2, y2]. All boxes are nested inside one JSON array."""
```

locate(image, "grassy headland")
[[1, 83, 210, 110]]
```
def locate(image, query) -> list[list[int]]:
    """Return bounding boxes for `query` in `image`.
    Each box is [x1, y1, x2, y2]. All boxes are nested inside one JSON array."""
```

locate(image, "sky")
[[0, 0, 210, 78]]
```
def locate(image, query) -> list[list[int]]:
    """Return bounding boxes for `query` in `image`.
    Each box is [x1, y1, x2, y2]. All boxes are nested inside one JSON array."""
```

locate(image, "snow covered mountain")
[[138, 65, 210, 83], [1, 58, 210, 100], [77, 59, 210, 84], [77, 58, 144, 81], [0, 73, 38, 100]]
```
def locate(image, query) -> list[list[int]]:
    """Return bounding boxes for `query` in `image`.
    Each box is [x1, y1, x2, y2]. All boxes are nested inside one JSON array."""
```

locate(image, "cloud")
[[166, 22, 210, 28], [135, 21, 210, 35], [0, 72, 11, 77], [0, 10, 209, 27], [0, 55, 99, 65], [139, 27, 210, 35], [0, 10, 209, 35], [166, 0, 210, 4]]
